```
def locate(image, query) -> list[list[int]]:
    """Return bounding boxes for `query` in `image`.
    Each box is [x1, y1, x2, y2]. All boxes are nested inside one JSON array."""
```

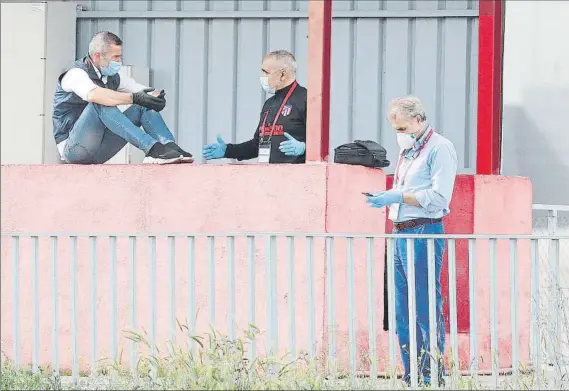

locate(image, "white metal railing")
[[532, 204, 569, 235], [0, 231, 568, 389]]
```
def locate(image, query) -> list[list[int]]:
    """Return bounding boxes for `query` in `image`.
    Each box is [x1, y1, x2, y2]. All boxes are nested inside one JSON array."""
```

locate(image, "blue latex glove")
[[278, 132, 306, 156], [366, 190, 404, 208], [202, 135, 227, 160]]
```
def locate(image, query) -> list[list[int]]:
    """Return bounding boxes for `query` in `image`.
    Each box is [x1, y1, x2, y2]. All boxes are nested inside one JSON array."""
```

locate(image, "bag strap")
[[354, 140, 383, 153], [334, 143, 354, 151]]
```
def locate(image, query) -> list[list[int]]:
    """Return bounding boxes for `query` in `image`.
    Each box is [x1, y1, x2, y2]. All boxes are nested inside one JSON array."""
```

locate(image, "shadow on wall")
[[501, 88, 569, 205]]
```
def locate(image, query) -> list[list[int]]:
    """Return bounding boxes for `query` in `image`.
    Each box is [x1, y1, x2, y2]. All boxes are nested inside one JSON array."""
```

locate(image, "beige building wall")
[[1, 1, 77, 165]]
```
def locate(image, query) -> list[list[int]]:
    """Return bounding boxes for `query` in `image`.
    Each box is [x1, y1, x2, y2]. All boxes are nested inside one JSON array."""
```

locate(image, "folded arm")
[[61, 68, 133, 106]]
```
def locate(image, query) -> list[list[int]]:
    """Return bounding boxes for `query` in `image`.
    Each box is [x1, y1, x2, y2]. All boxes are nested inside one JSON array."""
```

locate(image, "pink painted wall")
[[0, 164, 532, 375]]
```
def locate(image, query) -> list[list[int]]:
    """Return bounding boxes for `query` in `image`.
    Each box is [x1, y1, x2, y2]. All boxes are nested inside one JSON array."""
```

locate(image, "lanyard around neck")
[[260, 81, 298, 139], [393, 128, 434, 186]]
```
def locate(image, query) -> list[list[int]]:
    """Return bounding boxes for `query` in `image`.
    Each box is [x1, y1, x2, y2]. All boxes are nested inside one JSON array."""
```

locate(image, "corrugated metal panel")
[[75, 0, 478, 172]]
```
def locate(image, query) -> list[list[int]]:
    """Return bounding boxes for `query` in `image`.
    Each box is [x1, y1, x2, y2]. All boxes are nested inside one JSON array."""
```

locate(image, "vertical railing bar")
[[547, 208, 558, 236], [247, 236, 256, 362], [70, 236, 79, 383], [468, 238, 478, 372], [552, 238, 561, 389], [32, 236, 39, 373], [12, 236, 20, 369], [287, 236, 296, 359], [169, 236, 176, 349], [271, 235, 278, 354], [129, 236, 137, 374], [326, 236, 336, 375], [427, 238, 439, 388], [90, 236, 98, 374], [51, 236, 59, 374], [188, 236, 196, 353], [546, 209, 557, 366], [347, 237, 356, 379], [208, 236, 215, 326], [510, 239, 519, 379], [307, 236, 316, 361], [448, 239, 459, 376], [387, 238, 397, 384], [228, 236, 236, 341], [407, 238, 418, 388], [265, 236, 273, 356], [110, 236, 117, 363], [489, 238, 498, 388], [366, 237, 378, 380], [530, 239, 541, 390], [264, 235, 278, 358], [149, 235, 157, 375]]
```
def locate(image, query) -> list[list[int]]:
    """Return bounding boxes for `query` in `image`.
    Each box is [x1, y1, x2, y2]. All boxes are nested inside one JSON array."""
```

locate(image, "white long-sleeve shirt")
[[389, 126, 459, 222]]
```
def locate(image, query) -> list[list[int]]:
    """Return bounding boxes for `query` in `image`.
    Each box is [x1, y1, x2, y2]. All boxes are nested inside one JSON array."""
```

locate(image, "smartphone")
[[362, 192, 374, 197]]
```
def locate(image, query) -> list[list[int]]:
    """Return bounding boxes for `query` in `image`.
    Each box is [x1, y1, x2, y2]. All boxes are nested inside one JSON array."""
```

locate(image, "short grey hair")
[[266, 50, 297, 75], [387, 95, 427, 122], [88, 31, 123, 56]]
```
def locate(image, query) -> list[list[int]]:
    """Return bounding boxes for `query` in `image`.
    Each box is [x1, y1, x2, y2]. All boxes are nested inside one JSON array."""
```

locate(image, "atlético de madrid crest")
[[281, 104, 292, 117]]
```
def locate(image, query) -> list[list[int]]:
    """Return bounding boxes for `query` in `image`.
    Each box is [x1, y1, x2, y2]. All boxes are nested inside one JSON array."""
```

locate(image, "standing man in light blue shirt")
[[366, 96, 458, 387]]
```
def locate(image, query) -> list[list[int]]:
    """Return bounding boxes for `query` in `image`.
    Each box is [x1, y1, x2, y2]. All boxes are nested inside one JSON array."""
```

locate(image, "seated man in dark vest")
[[52, 31, 193, 165]]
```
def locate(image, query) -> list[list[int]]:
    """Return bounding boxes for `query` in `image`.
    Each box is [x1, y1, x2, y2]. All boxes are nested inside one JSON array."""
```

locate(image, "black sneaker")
[[143, 143, 184, 165], [165, 142, 194, 162]]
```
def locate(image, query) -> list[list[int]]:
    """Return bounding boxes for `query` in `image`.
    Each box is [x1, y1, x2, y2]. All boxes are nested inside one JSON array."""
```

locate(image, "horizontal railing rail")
[[75, 10, 480, 20], [532, 204, 569, 212], [1, 232, 567, 389], [2, 232, 569, 239]]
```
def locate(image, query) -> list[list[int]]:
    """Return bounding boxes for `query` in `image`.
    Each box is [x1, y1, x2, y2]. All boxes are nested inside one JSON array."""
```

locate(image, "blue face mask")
[[100, 60, 121, 76]]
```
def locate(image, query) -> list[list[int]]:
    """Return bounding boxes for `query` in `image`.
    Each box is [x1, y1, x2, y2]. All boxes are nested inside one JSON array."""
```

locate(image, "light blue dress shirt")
[[390, 125, 458, 223]]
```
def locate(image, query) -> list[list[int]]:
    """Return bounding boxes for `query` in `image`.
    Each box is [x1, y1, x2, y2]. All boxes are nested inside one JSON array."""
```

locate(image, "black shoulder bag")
[[333, 140, 390, 168]]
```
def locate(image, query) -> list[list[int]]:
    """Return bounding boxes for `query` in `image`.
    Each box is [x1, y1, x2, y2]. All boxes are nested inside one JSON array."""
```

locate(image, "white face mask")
[[260, 76, 275, 94], [396, 133, 417, 150]]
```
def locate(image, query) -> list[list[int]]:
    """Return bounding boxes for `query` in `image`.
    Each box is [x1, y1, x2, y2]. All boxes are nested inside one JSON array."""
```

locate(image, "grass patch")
[[1, 325, 566, 390]]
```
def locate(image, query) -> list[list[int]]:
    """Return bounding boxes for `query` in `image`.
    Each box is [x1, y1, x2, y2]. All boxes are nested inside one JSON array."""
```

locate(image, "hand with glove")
[[366, 189, 404, 208], [202, 135, 227, 160], [278, 132, 306, 156], [152, 89, 166, 101], [132, 87, 166, 112]]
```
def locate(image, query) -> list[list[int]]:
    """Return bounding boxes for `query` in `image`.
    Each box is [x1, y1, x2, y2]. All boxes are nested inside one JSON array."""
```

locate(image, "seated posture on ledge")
[[202, 50, 307, 164], [52, 31, 193, 165], [366, 96, 458, 387]]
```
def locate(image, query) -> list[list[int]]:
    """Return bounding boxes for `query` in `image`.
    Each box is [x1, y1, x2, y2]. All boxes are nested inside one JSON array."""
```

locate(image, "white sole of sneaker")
[[142, 156, 184, 165], [180, 157, 194, 163]]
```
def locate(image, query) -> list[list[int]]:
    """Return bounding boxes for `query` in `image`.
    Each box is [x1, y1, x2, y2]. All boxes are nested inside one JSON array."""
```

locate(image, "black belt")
[[394, 218, 442, 232]]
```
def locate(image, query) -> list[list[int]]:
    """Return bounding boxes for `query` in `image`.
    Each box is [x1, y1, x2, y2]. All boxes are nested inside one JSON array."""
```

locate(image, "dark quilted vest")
[[52, 56, 120, 144]]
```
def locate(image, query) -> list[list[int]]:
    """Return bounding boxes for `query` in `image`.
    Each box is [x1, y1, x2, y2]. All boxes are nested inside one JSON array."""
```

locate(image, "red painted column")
[[306, 0, 332, 162], [476, 0, 505, 175]]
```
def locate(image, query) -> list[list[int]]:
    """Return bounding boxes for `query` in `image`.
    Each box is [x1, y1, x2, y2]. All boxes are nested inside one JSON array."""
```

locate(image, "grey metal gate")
[[76, 0, 479, 172]]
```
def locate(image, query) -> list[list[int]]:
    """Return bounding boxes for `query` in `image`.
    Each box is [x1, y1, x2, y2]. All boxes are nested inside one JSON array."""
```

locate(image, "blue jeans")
[[394, 222, 446, 383], [64, 103, 176, 164]]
